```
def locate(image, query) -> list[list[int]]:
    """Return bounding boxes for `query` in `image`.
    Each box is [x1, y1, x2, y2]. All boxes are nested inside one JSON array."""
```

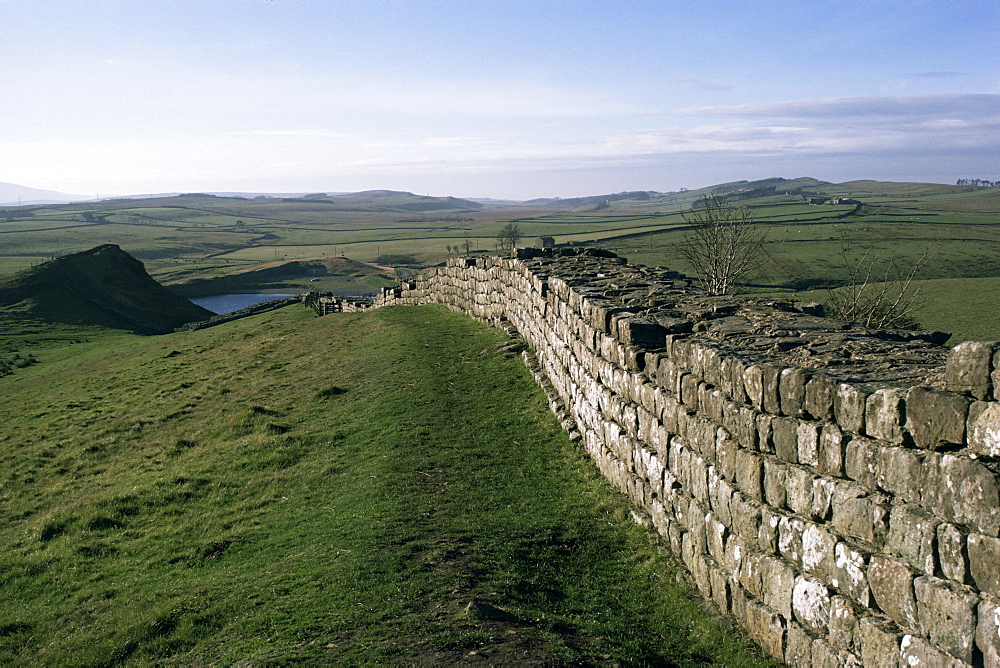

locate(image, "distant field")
[[2, 180, 998, 338]]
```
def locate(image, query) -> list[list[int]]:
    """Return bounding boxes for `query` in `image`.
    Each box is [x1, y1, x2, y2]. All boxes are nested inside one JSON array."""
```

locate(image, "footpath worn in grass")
[[0, 305, 771, 665]]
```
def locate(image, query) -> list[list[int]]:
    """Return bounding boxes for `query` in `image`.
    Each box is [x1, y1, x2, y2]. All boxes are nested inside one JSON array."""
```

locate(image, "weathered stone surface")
[[828, 595, 860, 651], [844, 436, 880, 489], [937, 523, 968, 585], [780, 367, 810, 418], [818, 422, 846, 478], [865, 387, 907, 444], [968, 400, 1000, 457], [734, 449, 763, 501], [745, 598, 785, 660], [899, 633, 967, 668], [797, 421, 821, 468], [946, 340, 996, 400], [913, 575, 977, 663], [859, 615, 902, 668], [772, 417, 799, 464], [933, 454, 1000, 537], [833, 542, 870, 608], [784, 623, 813, 666], [762, 364, 783, 416], [763, 457, 787, 510], [968, 532, 1000, 598], [905, 386, 970, 450], [806, 374, 838, 422], [976, 599, 1000, 667], [762, 554, 795, 619], [835, 383, 868, 434], [886, 505, 938, 575], [801, 523, 837, 580], [793, 576, 832, 635], [875, 445, 926, 505], [869, 555, 918, 630]]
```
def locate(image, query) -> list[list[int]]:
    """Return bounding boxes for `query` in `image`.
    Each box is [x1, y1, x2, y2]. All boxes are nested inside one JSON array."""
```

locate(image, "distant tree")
[[678, 195, 768, 294], [496, 222, 522, 251], [235, 220, 245, 228], [463, 237, 472, 254]]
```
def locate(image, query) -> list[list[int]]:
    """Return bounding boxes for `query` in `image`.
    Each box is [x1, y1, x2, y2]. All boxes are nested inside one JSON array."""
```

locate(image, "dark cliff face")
[[0, 244, 212, 334]]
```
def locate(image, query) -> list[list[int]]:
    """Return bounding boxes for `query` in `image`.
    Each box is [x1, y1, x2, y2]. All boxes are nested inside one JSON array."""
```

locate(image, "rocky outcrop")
[[372, 248, 999, 666]]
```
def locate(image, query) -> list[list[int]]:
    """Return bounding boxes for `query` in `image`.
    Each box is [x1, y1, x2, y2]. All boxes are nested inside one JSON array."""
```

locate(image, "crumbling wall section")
[[373, 250, 1000, 666]]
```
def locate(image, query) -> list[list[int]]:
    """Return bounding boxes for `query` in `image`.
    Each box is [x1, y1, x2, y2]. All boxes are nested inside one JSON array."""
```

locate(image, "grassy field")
[[2, 179, 999, 339], [0, 305, 772, 666]]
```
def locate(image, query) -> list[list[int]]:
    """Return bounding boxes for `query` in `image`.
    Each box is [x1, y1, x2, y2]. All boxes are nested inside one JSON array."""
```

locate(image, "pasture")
[[2, 180, 998, 340]]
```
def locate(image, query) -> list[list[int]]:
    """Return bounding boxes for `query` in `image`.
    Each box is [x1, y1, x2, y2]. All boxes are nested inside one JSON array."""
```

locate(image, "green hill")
[[0, 245, 211, 333], [0, 304, 770, 665]]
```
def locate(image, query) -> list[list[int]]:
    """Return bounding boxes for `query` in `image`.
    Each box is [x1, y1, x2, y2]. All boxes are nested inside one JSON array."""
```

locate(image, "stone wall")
[[372, 248, 1000, 666]]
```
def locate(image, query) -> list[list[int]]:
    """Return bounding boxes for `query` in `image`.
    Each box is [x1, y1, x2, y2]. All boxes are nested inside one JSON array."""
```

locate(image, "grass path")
[[0, 305, 771, 665]]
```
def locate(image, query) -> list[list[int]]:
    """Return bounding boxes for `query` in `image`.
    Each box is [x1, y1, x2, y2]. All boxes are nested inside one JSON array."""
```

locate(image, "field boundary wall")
[[372, 249, 1000, 667]]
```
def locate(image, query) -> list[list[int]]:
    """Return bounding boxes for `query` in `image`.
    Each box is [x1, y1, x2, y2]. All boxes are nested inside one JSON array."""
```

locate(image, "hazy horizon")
[[3, 1, 997, 200]]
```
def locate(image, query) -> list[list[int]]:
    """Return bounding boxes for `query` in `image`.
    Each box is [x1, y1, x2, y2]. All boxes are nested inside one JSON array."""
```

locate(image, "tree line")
[[956, 179, 999, 187]]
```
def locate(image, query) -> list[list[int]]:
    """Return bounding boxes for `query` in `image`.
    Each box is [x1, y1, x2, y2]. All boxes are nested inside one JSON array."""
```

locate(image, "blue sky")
[[2, 0, 997, 199]]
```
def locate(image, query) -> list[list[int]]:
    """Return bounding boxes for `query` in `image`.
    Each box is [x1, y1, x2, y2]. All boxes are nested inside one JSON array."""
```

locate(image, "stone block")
[[744, 364, 764, 410], [833, 542, 870, 608], [801, 522, 837, 580], [829, 596, 860, 651], [780, 367, 811, 418], [680, 373, 700, 412], [700, 385, 724, 422], [762, 555, 795, 619], [736, 541, 763, 598], [818, 422, 847, 478], [730, 492, 762, 542], [977, 599, 1000, 667], [772, 417, 799, 464], [734, 449, 763, 501], [762, 364, 783, 416], [716, 428, 738, 482], [797, 421, 821, 468], [859, 615, 902, 668], [806, 373, 838, 422], [722, 355, 747, 405], [905, 386, 970, 450], [844, 436, 879, 489], [756, 413, 775, 454], [886, 505, 938, 575], [811, 639, 858, 668], [778, 515, 806, 566], [935, 454, 1000, 537], [835, 382, 868, 434], [812, 477, 834, 521], [615, 316, 667, 348], [899, 634, 967, 668], [793, 576, 832, 635], [709, 563, 731, 614], [831, 481, 878, 544], [968, 532, 1000, 598], [946, 340, 996, 400], [937, 523, 968, 585], [784, 623, 813, 667], [865, 387, 907, 444], [745, 599, 786, 660], [759, 507, 781, 553], [875, 445, 926, 505], [968, 400, 1000, 458], [913, 575, 977, 663], [869, 555, 918, 630], [763, 457, 787, 509], [709, 476, 733, 528], [785, 465, 815, 518]]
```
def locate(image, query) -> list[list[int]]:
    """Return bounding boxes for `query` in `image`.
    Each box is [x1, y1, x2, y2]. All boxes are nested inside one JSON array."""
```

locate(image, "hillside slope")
[[0, 304, 770, 665], [0, 245, 211, 333]]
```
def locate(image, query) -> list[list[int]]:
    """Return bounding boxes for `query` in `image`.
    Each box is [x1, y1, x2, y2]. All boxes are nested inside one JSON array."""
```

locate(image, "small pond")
[[189, 293, 297, 315]]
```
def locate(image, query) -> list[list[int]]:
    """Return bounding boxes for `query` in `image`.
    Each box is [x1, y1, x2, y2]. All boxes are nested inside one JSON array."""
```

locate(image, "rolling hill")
[[0, 245, 211, 333]]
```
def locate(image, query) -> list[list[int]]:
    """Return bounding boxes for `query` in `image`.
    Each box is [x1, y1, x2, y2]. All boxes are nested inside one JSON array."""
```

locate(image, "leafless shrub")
[[678, 195, 768, 294]]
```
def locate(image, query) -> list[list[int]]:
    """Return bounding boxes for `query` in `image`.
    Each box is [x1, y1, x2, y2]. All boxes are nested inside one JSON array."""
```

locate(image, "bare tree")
[[823, 238, 937, 329], [496, 222, 522, 251], [678, 195, 768, 294]]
